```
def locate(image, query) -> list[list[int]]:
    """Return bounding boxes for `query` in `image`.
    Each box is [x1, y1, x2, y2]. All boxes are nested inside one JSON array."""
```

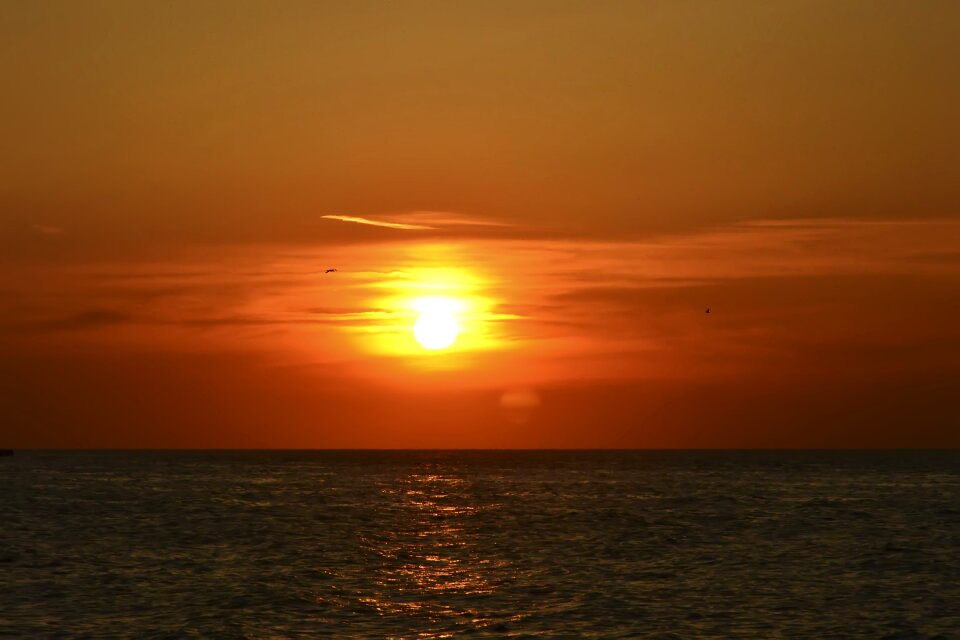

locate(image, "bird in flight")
[[705, 308, 711, 314], [324, 268, 338, 274]]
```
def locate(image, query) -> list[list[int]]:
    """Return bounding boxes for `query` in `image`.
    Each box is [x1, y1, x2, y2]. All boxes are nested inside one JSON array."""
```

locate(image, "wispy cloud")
[[33, 224, 65, 236], [321, 215, 433, 230], [5, 217, 958, 385], [321, 211, 513, 231], [396, 211, 512, 228], [15, 309, 132, 334]]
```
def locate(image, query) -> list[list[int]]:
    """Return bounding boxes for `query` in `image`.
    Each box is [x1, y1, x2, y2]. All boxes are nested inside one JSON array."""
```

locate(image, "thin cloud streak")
[[33, 224, 65, 236], [9, 310, 132, 334], [321, 215, 433, 230], [321, 211, 514, 232], [397, 211, 513, 227]]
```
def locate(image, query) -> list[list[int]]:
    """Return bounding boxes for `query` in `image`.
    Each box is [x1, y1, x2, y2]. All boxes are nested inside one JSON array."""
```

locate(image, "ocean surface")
[[2, 451, 959, 639]]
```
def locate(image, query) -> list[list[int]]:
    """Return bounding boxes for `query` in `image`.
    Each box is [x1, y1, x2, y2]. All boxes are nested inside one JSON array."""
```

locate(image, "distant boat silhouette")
[[324, 268, 338, 274], [0, 450, 13, 457]]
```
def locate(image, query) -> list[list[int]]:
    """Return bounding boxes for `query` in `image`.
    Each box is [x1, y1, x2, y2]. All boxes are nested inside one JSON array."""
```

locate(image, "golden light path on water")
[[354, 467, 518, 636]]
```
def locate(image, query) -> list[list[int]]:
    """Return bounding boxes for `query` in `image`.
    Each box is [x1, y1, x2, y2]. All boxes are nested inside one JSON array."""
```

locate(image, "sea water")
[[2, 450, 959, 638]]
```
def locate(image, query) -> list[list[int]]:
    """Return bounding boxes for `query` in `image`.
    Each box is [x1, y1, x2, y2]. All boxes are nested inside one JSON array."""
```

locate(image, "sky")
[[1, 0, 958, 448]]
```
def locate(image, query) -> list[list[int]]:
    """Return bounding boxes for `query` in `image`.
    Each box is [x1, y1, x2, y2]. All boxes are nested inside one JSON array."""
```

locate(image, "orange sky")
[[2, 1, 959, 447]]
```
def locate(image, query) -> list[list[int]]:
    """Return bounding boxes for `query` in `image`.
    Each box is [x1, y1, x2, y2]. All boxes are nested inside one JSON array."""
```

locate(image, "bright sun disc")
[[412, 298, 461, 350]]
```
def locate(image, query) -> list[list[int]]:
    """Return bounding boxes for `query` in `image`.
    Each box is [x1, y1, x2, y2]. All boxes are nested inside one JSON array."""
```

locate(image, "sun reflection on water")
[[356, 466, 509, 636]]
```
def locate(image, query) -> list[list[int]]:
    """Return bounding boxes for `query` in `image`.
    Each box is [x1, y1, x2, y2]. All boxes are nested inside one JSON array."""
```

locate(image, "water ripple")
[[2, 451, 959, 638]]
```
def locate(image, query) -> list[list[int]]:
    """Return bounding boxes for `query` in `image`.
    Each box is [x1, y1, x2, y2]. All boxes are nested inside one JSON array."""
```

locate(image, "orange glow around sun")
[[345, 256, 509, 363]]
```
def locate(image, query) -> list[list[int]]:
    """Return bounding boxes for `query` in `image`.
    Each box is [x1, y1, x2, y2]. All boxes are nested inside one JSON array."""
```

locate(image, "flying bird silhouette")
[[324, 268, 338, 274], [705, 308, 711, 314]]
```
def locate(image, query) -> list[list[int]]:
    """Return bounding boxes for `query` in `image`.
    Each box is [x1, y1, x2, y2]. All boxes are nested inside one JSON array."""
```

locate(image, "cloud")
[[395, 211, 512, 227], [18, 310, 132, 333], [321, 211, 513, 231], [32, 224, 65, 236], [6, 216, 959, 366], [321, 215, 433, 230]]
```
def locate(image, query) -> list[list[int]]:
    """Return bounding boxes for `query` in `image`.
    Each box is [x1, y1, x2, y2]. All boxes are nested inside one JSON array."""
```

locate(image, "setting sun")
[[412, 297, 461, 350], [5, 2, 960, 636]]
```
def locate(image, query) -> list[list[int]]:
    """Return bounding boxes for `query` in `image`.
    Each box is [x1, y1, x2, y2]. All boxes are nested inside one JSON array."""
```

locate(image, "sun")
[[412, 297, 461, 350]]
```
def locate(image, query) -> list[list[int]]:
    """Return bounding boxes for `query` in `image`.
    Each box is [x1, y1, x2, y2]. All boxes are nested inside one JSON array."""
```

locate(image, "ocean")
[[2, 451, 959, 638]]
